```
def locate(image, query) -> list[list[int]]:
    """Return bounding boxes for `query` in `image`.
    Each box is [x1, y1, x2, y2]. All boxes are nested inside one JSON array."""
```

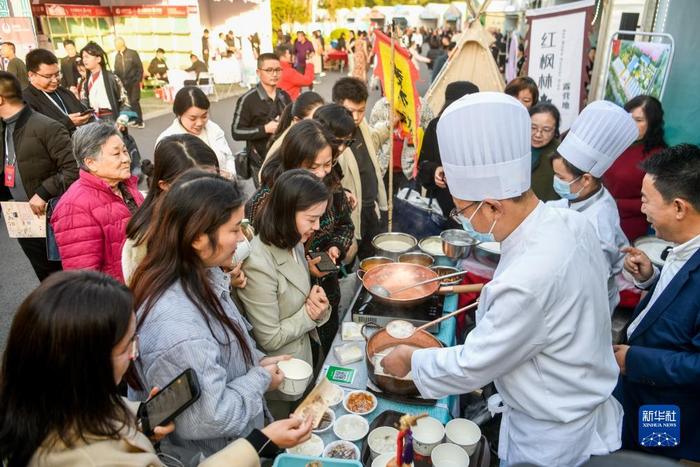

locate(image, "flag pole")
[[388, 21, 396, 233]]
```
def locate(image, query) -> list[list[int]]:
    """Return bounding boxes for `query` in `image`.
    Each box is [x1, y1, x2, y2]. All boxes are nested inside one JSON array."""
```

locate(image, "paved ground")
[[0, 66, 431, 352]]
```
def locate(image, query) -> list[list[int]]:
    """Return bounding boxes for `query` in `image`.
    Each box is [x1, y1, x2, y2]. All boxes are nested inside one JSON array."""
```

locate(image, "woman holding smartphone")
[[129, 172, 293, 461], [0, 270, 312, 467], [239, 169, 332, 419]]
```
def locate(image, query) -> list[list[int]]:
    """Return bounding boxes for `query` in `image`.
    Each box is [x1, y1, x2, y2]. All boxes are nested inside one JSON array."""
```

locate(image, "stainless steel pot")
[[440, 229, 478, 260], [372, 232, 417, 261], [398, 252, 434, 268]]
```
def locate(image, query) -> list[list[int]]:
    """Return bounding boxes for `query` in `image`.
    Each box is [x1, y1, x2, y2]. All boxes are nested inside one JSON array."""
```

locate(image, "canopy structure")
[[425, 0, 505, 115]]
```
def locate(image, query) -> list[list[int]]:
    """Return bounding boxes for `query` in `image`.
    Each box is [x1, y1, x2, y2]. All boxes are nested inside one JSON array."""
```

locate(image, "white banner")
[[527, 2, 591, 131]]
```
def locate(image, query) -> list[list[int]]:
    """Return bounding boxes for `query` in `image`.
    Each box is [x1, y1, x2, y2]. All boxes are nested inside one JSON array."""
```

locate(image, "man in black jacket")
[[24, 48, 93, 135], [0, 72, 77, 280], [113, 38, 144, 128], [59, 39, 79, 90]]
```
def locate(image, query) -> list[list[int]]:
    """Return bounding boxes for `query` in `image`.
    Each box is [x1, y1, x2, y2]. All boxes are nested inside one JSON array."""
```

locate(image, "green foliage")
[[271, 0, 310, 35]]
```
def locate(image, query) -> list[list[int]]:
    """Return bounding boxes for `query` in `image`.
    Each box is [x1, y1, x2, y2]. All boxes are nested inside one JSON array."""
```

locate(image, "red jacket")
[[52, 170, 144, 283], [277, 61, 314, 101], [603, 142, 663, 242]]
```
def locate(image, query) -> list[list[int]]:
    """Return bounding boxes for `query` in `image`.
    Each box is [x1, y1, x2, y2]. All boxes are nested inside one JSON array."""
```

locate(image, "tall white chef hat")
[[557, 100, 638, 178], [436, 92, 531, 201]]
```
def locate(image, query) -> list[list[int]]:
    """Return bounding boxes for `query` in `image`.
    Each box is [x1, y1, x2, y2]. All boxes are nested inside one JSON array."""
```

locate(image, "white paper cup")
[[431, 442, 471, 467], [368, 426, 399, 459], [445, 418, 481, 455], [277, 358, 312, 396], [372, 453, 414, 467], [412, 416, 444, 456]]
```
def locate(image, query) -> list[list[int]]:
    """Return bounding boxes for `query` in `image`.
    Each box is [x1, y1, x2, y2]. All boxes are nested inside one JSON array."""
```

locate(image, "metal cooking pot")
[[372, 232, 417, 261], [441, 229, 478, 260], [398, 252, 434, 268], [359, 256, 394, 274], [358, 262, 482, 306], [362, 322, 443, 396]]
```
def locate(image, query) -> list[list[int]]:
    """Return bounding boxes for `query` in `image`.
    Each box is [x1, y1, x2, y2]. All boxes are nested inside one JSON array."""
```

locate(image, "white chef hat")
[[557, 100, 638, 178], [436, 92, 531, 201]]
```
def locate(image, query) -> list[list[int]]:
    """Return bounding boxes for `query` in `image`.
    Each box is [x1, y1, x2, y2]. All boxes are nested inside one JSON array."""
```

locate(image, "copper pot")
[[362, 322, 443, 396]]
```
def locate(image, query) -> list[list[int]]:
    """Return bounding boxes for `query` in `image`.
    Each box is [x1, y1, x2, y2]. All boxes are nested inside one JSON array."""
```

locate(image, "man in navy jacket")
[[615, 143, 700, 462]]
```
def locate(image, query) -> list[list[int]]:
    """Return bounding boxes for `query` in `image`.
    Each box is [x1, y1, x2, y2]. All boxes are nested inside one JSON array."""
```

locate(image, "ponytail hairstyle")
[[269, 91, 324, 148]]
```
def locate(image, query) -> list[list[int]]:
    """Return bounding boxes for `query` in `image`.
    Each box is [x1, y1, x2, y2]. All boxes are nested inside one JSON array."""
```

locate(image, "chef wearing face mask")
[[547, 101, 639, 313], [381, 93, 622, 467]]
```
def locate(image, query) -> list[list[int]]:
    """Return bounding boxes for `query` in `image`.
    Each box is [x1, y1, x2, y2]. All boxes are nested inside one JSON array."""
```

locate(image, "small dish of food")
[[312, 408, 335, 434], [333, 414, 370, 442], [323, 440, 361, 460], [322, 382, 344, 407], [286, 433, 324, 457], [343, 390, 378, 415]]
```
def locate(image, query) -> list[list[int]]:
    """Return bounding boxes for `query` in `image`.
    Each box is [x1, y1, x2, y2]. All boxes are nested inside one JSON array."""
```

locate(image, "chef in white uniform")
[[547, 101, 638, 313], [381, 93, 623, 467]]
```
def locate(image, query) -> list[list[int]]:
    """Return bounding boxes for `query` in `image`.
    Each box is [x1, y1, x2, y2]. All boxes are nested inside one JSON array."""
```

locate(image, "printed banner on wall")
[[526, 0, 594, 131], [604, 39, 672, 106]]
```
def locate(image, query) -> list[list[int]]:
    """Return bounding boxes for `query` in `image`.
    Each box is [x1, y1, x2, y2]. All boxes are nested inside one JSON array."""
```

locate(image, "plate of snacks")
[[343, 390, 378, 415]]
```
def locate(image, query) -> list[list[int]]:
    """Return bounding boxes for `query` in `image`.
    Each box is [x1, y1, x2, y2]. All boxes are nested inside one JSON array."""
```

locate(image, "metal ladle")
[[385, 300, 481, 339], [369, 270, 469, 298]]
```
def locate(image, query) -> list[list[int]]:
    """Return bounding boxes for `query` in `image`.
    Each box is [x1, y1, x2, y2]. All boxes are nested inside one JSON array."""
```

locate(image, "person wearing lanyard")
[[0, 71, 77, 280], [23, 48, 93, 135], [615, 144, 700, 463], [381, 93, 622, 467]]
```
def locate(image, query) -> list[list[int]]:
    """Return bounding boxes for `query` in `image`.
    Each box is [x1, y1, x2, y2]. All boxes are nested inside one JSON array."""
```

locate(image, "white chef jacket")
[[548, 187, 627, 313], [411, 202, 622, 466]]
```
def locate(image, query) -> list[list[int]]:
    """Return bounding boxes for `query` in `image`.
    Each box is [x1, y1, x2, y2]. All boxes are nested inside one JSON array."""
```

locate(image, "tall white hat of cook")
[[557, 100, 638, 178], [436, 92, 531, 201]]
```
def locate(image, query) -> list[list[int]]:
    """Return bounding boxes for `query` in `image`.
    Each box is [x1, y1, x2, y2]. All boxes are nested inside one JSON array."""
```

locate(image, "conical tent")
[[425, 0, 505, 115]]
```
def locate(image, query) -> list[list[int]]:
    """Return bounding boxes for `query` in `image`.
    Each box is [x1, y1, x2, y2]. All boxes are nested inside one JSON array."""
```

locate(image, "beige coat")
[[337, 119, 390, 239], [238, 237, 330, 378], [257, 126, 290, 185], [29, 404, 262, 467]]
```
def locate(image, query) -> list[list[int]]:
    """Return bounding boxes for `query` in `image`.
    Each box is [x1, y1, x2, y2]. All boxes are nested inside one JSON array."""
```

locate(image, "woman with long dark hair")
[[79, 42, 131, 121], [247, 119, 354, 357], [268, 91, 324, 154], [122, 134, 220, 284], [239, 170, 331, 419], [603, 95, 668, 241], [529, 102, 561, 201], [129, 172, 287, 460]]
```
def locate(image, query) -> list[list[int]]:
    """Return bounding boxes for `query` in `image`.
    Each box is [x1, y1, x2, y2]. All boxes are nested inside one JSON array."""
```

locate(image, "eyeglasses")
[[259, 67, 283, 74], [129, 334, 140, 360], [34, 71, 62, 81], [332, 137, 355, 148], [449, 202, 477, 224], [531, 125, 554, 136]]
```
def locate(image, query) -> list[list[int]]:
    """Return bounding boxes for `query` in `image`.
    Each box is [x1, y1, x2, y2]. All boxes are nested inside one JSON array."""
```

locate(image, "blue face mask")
[[457, 201, 497, 243], [553, 175, 582, 201]]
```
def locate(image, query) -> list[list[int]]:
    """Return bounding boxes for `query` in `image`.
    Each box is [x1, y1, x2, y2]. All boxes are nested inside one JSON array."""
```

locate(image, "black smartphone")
[[79, 108, 96, 116], [309, 251, 339, 273], [137, 368, 201, 436]]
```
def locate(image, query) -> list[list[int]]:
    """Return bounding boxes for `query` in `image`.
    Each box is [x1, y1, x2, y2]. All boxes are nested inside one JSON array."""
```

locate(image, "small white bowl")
[[286, 433, 324, 457], [431, 442, 470, 467], [368, 426, 399, 459], [312, 408, 335, 434], [412, 416, 445, 456], [333, 414, 370, 442], [372, 453, 414, 467], [324, 382, 345, 407], [445, 418, 481, 455], [343, 390, 378, 415], [277, 358, 313, 397], [323, 439, 361, 461]]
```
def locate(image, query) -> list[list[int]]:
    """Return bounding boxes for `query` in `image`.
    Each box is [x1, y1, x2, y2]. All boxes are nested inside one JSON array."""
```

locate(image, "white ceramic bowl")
[[368, 426, 399, 459], [312, 408, 336, 434], [286, 433, 324, 457], [445, 418, 481, 455], [333, 414, 370, 442], [277, 358, 313, 397], [343, 390, 378, 415], [323, 382, 345, 407], [412, 416, 445, 456], [323, 440, 361, 461], [431, 442, 471, 467]]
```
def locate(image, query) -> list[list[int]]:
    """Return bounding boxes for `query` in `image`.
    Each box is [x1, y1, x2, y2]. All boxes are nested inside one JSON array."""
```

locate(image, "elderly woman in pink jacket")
[[52, 122, 144, 283]]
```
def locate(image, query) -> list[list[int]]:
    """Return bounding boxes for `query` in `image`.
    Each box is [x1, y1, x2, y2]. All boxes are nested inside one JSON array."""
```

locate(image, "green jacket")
[[531, 138, 560, 202]]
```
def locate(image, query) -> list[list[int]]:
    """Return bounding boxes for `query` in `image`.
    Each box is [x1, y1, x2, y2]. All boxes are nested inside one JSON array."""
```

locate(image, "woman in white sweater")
[[156, 86, 235, 177]]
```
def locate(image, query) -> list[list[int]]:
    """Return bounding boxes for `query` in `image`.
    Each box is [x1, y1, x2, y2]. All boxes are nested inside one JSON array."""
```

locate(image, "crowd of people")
[[0, 22, 698, 467]]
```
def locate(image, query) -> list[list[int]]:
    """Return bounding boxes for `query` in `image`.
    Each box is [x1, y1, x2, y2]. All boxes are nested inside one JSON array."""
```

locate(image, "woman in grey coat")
[[129, 171, 286, 464]]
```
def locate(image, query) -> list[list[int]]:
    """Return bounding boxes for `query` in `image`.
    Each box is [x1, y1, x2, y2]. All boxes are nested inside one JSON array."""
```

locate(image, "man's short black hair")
[[257, 52, 279, 70], [156, 48, 165, 54], [2, 42, 16, 53], [275, 44, 293, 60], [189, 54, 198, 60], [332, 77, 368, 104], [63, 39, 75, 47], [0, 71, 23, 103], [26, 48, 59, 73], [641, 144, 700, 211]]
